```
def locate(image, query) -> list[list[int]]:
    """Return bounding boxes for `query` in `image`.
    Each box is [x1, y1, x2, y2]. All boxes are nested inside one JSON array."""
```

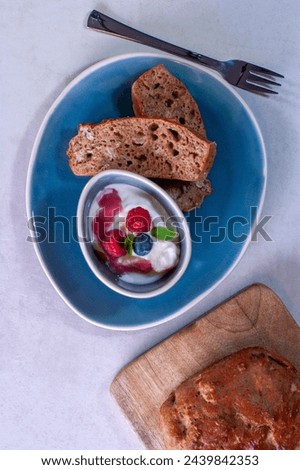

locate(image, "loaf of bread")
[[132, 64, 206, 139], [160, 347, 300, 450], [132, 64, 212, 211], [67, 117, 216, 181]]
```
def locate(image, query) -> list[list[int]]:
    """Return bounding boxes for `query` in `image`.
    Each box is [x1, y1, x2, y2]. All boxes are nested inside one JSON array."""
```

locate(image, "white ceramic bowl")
[[77, 170, 192, 298]]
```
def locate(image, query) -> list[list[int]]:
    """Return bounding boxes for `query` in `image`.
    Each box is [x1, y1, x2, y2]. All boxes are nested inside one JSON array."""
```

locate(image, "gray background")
[[1, 0, 299, 449]]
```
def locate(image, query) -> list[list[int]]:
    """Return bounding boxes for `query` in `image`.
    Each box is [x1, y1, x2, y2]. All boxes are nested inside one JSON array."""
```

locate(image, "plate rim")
[[25, 51, 267, 331]]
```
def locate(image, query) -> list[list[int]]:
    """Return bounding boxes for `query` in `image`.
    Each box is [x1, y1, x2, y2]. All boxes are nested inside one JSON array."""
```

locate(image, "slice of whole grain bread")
[[67, 117, 216, 181], [131, 64, 214, 211], [152, 178, 212, 213], [132, 64, 206, 139]]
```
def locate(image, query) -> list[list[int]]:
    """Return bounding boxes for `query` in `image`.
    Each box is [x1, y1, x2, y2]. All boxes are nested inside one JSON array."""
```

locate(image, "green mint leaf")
[[151, 226, 177, 241], [124, 234, 135, 255]]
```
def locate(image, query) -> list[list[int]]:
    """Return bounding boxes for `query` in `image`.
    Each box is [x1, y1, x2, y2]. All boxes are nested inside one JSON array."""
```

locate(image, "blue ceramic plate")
[[26, 53, 266, 330]]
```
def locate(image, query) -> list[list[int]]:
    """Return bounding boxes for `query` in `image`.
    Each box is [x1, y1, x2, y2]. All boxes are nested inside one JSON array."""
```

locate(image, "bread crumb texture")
[[67, 117, 216, 181], [132, 64, 206, 139]]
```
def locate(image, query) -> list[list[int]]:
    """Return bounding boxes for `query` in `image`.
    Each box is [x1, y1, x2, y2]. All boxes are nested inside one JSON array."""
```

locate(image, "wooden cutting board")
[[110, 283, 300, 449]]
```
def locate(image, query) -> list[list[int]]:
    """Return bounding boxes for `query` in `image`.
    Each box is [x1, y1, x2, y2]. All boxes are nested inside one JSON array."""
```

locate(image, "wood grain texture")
[[110, 284, 300, 449]]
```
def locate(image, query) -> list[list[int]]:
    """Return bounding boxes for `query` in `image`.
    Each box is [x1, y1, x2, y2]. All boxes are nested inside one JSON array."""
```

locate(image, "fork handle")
[[87, 10, 220, 71]]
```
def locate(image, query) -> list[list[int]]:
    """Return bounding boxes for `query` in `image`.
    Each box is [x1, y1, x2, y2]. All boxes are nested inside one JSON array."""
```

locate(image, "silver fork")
[[87, 10, 283, 95]]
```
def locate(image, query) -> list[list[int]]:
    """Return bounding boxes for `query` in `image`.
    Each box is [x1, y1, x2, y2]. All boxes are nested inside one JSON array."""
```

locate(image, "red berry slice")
[[93, 189, 122, 240], [98, 188, 122, 218], [128, 259, 152, 273], [110, 257, 152, 275], [100, 229, 126, 258], [93, 210, 106, 241], [126, 207, 152, 233]]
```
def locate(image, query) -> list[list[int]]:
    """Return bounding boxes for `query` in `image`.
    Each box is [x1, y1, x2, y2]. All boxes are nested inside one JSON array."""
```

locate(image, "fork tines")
[[242, 64, 284, 95], [250, 64, 284, 79]]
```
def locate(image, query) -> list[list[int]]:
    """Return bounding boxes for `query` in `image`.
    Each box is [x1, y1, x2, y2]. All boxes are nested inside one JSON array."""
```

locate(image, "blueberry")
[[133, 233, 153, 256]]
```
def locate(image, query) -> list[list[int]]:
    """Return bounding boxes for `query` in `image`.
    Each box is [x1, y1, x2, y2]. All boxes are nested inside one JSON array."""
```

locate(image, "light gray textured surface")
[[0, 0, 299, 450]]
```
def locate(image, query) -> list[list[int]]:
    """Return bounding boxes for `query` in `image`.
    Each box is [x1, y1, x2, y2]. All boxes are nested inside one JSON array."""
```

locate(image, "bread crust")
[[160, 347, 300, 450]]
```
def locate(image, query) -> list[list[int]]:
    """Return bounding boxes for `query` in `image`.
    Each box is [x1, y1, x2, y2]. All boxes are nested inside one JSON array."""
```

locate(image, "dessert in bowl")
[[77, 170, 192, 298], [27, 52, 266, 329]]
